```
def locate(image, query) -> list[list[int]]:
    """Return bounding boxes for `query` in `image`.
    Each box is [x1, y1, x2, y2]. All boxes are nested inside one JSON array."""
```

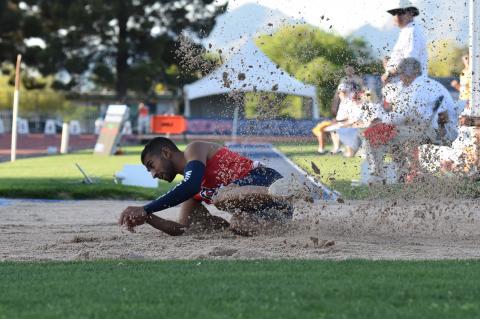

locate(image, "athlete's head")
[[141, 137, 180, 182]]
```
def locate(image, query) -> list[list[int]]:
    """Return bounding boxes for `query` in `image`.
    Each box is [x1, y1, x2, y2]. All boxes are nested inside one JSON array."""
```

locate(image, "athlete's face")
[[143, 150, 176, 183]]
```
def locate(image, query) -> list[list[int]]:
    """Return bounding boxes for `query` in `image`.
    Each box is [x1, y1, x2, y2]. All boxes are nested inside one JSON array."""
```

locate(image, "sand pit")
[[1, 197, 480, 261]]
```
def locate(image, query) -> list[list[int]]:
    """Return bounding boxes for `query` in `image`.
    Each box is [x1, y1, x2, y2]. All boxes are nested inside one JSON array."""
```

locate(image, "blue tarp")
[[187, 118, 324, 136]]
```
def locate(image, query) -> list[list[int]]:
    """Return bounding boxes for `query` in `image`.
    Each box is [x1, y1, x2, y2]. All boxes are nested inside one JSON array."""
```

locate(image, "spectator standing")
[[331, 65, 365, 116], [137, 102, 150, 134], [382, 0, 427, 84]]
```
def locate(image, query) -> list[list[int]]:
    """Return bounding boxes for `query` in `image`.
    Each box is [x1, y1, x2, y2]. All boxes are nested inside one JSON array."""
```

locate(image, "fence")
[[0, 108, 102, 134], [186, 118, 321, 136]]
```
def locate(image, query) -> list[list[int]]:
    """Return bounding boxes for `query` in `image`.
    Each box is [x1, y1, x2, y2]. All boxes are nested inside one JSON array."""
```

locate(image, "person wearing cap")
[[382, 0, 427, 84]]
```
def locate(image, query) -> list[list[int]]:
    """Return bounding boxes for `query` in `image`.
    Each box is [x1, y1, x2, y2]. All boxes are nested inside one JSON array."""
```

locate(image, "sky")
[[210, 0, 470, 55], [220, 0, 395, 35]]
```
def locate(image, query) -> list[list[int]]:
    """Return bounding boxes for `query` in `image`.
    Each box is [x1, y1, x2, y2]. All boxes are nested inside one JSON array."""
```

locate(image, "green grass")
[[1, 140, 478, 200], [0, 143, 356, 200], [1, 260, 480, 319], [1, 140, 365, 200], [0, 146, 185, 200], [275, 141, 480, 200], [0, 141, 366, 200], [275, 141, 370, 199]]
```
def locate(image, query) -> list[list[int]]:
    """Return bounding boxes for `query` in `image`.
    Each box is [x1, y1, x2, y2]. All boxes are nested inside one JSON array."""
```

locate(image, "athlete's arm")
[[146, 215, 187, 236], [178, 198, 206, 226]]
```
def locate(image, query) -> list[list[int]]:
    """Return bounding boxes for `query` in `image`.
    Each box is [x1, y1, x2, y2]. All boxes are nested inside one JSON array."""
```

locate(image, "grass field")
[[0, 145, 186, 200], [275, 142, 369, 198], [275, 141, 480, 200], [0, 141, 366, 200], [1, 140, 478, 200], [1, 260, 480, 319], [2, 142, 480, 319]]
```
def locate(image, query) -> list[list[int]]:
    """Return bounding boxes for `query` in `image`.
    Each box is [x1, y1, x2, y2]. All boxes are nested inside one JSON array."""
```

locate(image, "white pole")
[[183, 89, 191, 117], [232, 106, 239, 142], [60, 123, 70, 154], [312, 96, 320, 120], [10, 54, 21, 162], [469, 0, 480, 117]]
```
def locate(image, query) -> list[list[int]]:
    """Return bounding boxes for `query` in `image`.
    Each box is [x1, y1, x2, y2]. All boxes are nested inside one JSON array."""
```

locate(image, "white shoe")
[[365, 175, 386, 185], [268, 177, 314, 200]]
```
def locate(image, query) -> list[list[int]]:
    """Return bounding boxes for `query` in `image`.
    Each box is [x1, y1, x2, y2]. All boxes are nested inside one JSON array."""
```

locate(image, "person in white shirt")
[[365, 58, 455, 182], [381, 56, 403, 112], [382, 0, 427, 84], [312, 81, 364, 155], [333, 82, 367, 157]]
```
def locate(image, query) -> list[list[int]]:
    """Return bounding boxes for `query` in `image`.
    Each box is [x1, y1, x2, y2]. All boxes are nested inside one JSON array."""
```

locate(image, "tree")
[[256, 25, 380, 116], [244, 93, 303, 119], [24, 0, 227, 98], [428, 39, 467, 77], [0, 73, 72, 117], [0, 0, 39, 63]]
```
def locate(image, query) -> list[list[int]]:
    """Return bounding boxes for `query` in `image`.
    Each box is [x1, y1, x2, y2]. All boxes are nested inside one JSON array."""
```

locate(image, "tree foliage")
[[244, 93, 303, 119], [256, 25, 380, 116], [0, 74, 71, 116], [428, 39, 467, 77], [22, 0, 227, 98], [0, 0, 41, 63]]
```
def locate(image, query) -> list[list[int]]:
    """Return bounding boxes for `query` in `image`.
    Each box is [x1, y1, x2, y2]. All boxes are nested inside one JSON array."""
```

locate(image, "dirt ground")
[[1, 197, 480, 261]]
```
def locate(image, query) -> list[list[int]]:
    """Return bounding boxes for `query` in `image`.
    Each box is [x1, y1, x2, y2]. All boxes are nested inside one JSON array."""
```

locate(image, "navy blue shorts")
[[231, 166, 293, 220], [232, 166, 283, 187]]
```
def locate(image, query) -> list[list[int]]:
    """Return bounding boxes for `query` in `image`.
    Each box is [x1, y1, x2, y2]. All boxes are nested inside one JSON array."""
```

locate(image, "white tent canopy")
[[183, 39, 319, 119]]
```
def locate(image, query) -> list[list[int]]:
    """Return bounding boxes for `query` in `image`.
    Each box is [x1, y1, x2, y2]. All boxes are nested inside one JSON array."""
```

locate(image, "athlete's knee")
[[212, 194, 238, 211], [228, 213, 260, 236]]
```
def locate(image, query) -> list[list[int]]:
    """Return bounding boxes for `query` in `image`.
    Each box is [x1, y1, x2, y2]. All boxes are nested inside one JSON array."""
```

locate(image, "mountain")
[[203, 3, 302, 51], [351, 0, 469, 54], [203, 1, 469, 59], [350, 24, 399, 58]]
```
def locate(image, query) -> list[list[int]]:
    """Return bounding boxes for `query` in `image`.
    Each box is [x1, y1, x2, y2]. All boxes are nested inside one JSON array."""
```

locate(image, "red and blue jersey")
[[193, 147, 254, 203]]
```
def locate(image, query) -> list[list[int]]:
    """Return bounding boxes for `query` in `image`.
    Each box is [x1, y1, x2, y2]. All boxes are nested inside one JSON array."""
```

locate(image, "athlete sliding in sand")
[[118, 137, 293, 236]]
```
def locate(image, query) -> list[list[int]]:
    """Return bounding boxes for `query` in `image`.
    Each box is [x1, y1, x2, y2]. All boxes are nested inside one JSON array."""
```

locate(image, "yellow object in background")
[[459, 69, 471, 101], [312, 121, 333, 136]]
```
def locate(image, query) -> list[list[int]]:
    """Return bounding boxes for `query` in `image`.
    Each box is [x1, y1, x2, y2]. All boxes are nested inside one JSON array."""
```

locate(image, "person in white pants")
[[364, 58, 455, 183]]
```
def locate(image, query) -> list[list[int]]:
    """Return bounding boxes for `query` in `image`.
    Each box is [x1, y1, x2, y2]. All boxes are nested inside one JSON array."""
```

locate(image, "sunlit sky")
[[210, 0, 470, 54], [221, 0, 394, 35]]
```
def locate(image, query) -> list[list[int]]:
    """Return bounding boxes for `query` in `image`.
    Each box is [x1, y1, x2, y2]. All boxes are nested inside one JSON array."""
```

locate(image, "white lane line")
[[226, 142, 340, 200], [270, 146, 340, 200]]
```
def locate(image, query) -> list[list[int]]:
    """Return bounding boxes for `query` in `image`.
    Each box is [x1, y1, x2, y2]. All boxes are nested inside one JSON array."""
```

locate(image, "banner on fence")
[[151, 115, 186, 134]]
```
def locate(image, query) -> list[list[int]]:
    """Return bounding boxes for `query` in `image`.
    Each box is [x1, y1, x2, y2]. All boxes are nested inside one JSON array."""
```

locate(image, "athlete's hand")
[[119, 206, 149, 232]]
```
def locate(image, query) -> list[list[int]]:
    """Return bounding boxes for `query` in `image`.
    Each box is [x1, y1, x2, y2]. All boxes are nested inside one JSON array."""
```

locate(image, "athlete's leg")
[[213, 185, 276, 212], [213, 185, 292, 236], [179, 198, 230, 230], [229, 213, 264, 236]]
